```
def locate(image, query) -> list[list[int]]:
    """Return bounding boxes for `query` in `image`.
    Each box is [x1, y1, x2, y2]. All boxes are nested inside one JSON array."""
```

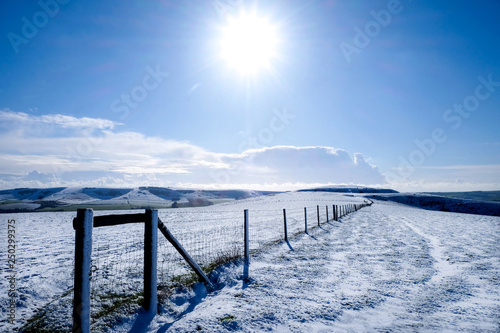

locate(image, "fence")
[[72, 200, 372, 332]]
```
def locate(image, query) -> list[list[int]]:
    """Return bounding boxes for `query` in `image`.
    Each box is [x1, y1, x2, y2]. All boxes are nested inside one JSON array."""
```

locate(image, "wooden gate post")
[[144, 209, 158, 315], [73, 208, 93, 333]]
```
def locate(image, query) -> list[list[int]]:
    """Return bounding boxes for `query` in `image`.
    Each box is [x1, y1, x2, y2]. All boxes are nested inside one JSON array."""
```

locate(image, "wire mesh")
[[89, 222, 145, 319], [76, 199, 371, 327]]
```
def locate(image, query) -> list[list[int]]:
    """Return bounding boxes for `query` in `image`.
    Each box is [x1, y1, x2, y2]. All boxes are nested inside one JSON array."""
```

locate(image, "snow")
[[1, 192, 499, 332], [127, 201, 499, 332], [367, 192, 500, 217]]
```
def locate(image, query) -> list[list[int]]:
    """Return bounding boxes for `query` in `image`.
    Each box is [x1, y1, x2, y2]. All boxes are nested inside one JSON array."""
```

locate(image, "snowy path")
[[125, 201, 500, 332]]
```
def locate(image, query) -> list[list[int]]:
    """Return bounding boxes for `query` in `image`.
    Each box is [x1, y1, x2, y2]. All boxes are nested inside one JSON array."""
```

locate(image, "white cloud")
[[0, 110, 387, 189], [216, 146, 386, 185], [0, 109, 119, 130]]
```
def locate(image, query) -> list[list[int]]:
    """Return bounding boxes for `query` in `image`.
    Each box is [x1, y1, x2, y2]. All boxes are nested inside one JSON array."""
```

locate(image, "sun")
[[219, 12, 278, 75]]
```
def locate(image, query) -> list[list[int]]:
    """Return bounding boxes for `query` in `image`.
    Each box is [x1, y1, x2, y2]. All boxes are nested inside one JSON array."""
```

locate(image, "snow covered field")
[[1, 192, 499, 332], [135, 200, 500, 332]]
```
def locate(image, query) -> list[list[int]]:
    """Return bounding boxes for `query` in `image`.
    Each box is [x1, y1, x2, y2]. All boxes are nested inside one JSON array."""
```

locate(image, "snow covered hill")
[[0, 187, 282, 213], [298, 185, 398, 194], [366, 192, 500, 217]]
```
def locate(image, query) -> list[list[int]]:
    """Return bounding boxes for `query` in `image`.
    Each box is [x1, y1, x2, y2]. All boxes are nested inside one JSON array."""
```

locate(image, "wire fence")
[[17, 198, 372, 331], [87, 200, 370, 299]]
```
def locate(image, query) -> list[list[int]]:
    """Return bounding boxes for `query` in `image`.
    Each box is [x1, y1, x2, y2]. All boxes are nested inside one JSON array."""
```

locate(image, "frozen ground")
[[0, 191, 362, 331], [116, 200, 500, 332], [1, 192, 499, 332]]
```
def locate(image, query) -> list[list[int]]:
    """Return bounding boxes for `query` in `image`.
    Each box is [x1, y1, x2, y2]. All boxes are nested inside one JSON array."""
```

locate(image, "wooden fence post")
[[73, 208, 93, 333], [317, 205, 320, 226], [326, 205, 329, 222], [333, 205, 336, 221], [304, 207, 307, 233], [283, 209, 288, 241], [144, 209, 158, 315], [244, 209, 249, 262]]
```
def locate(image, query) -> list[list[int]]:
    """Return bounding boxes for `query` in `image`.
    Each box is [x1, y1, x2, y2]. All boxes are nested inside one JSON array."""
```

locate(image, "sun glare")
[[220, 12, 278, 75]]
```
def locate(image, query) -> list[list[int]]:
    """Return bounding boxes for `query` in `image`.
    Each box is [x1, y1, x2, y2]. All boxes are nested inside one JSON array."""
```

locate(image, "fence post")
[[317, 205, 320, 226], [304, 207, 307, 233], [283, 209, 288, 241], [144, 209, 158, 315], [73, 208, 93, 333], [244, 209, 249, 262], [326, 205, 329, 222], [333, 205, 336, 221]]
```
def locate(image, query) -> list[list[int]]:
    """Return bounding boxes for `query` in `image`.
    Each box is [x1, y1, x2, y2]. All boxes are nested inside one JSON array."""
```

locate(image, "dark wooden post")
[[144, 209, 158, 315], [244, 209, 249, 262], [317, 205, 320, 226], [73, 208, 93, 333], [333, 205, 336, 221], [283, 209, 288, 241], [326, 205, 329, 222], [304, 207, 307, 233]]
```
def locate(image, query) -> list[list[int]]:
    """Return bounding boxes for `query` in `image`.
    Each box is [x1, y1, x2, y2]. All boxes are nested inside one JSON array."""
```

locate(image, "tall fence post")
[[244, 209, 249, 262], [326, 205, 329, 222], [283, 209, 288, 241], [333, 205, 336, 221], [73, 208, 93, 333], [304, 207, 307, 233], [317, 205, 320, 226], [144, 209, 158, 315]]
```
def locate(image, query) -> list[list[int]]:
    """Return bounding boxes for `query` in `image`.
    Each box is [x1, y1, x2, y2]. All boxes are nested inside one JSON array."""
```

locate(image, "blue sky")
[[0, 0, 499, 191]]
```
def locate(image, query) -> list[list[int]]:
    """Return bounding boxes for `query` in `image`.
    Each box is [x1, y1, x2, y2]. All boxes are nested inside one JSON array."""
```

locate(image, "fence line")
[[70, 200, 372, 332]]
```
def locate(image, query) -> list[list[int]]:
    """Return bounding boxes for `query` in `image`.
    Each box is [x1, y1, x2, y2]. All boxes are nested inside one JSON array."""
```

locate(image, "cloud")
[[214, 146, 386, 185], [0, 110, 387, 189], [0, 109, 119, 131]]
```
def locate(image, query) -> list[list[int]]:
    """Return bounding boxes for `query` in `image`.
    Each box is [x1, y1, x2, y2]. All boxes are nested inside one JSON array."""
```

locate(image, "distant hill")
[[366, 193, 500, 217], [299, 186, 398, 194], [0, 187, 282, 213], [425, 190, 500, 203]]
